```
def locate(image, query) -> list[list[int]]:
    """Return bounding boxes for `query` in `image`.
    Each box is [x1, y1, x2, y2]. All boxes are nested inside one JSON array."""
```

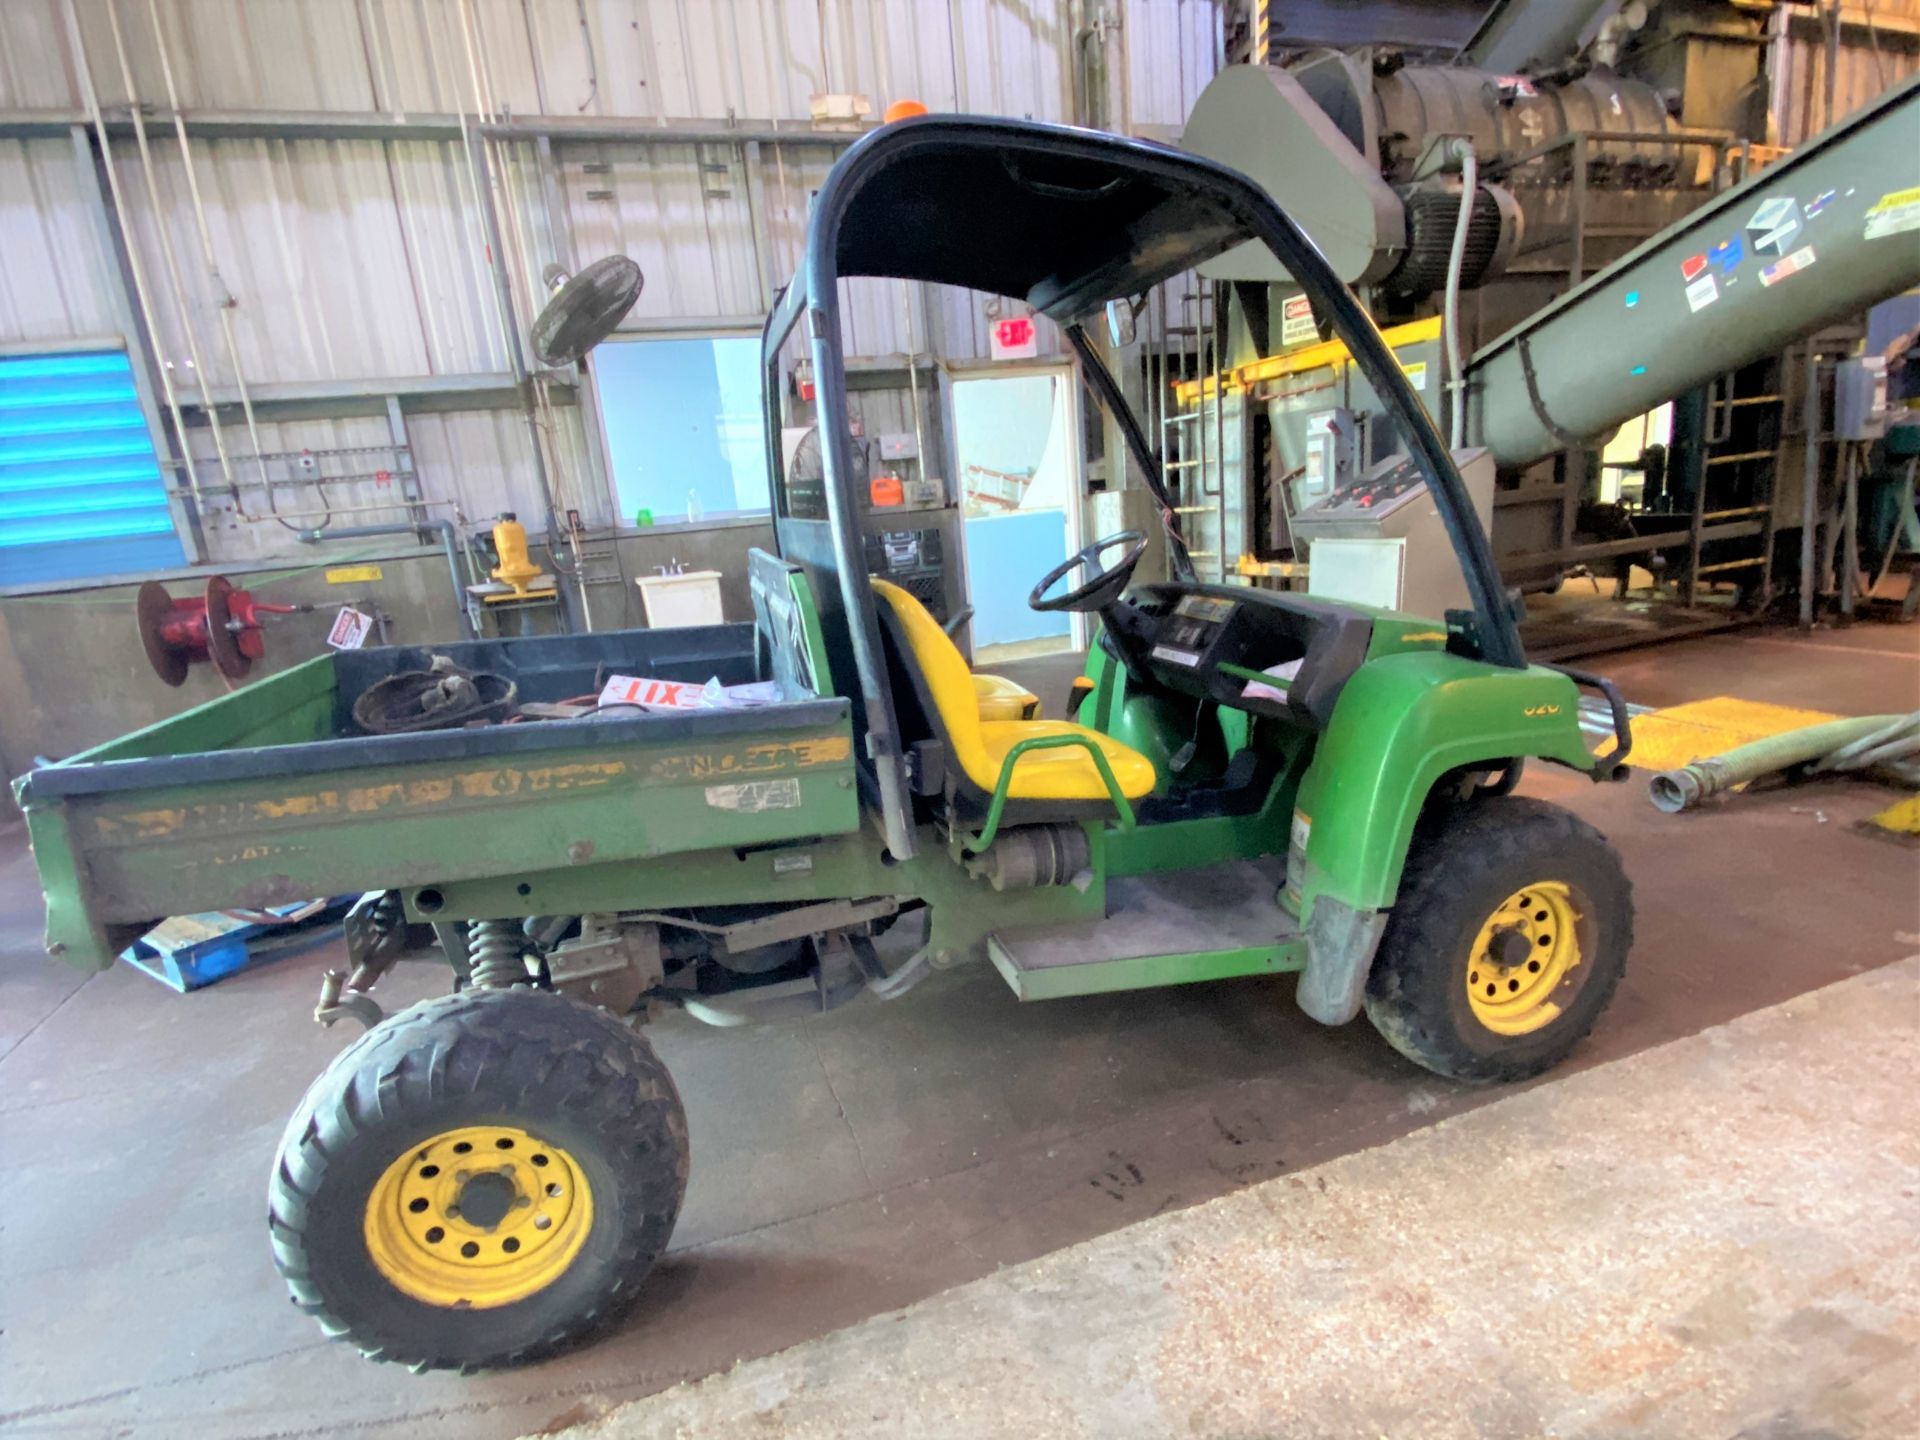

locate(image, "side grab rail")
[[969, 733, 1137, 851]]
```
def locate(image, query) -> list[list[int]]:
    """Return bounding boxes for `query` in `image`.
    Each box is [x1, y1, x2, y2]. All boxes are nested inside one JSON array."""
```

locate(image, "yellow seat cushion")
[[973, 673, 1040, 721], [871, 577, 1155, 804], [978, 719, 1158, 801]]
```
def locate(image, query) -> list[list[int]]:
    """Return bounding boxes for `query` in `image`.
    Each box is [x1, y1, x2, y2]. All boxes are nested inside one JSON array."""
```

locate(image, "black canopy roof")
[[816, 117, 1252, 319]]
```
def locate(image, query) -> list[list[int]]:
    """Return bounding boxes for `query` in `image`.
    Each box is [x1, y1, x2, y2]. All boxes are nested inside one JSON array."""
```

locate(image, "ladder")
[[1153, 280, 1234, 584]]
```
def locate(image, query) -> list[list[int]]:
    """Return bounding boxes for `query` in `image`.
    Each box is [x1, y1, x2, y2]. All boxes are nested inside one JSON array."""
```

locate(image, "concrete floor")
[[1, 620, 1915, 1438], [570, 957, 1920, 1440]]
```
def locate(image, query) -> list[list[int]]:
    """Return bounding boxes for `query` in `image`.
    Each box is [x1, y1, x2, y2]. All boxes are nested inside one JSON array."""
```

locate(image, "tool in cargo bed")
[[21, 114, 1652, 1375], [350, 656, 519, 734]]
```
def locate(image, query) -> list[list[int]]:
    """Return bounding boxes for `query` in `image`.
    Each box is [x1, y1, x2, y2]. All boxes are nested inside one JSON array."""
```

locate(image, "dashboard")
[[1105, 583, 1375, 730]]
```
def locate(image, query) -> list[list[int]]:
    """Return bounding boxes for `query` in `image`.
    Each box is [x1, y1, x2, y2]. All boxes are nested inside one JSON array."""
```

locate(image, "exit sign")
[[991, 313, 1038, 360]]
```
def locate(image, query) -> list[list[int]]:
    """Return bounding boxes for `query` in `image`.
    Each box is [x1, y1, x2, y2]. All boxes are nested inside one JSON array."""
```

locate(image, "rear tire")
[[1363, 796, 1632, 1084], [268, 988, 688, 1371]]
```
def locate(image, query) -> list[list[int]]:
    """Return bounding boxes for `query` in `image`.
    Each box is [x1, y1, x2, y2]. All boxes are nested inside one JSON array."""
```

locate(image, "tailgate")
[[19, 679, 856, 970]]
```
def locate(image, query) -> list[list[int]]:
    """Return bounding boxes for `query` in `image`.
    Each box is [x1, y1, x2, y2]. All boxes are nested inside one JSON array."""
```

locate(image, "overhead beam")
[[0, 107, 1186, 147], [0, 106, 874, 146], [170, 371, 579, 424]]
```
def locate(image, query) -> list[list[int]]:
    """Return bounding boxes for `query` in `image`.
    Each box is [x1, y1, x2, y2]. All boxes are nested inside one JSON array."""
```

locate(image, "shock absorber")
[[466, 918, 527, 989]]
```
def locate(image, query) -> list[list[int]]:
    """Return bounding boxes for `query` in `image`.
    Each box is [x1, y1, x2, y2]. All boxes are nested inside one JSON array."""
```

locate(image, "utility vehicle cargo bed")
[[16, 626, 856, 969]]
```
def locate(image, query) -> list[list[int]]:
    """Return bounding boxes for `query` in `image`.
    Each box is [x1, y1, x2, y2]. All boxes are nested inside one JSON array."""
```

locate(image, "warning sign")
[[326, 607, 373, 650], [1281, 294, 1317, 348], [1865, 186, 1920, 241]]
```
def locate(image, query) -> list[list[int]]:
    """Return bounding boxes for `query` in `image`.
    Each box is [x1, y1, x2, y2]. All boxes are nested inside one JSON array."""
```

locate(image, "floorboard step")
[[987, 859, 1305, 1000]]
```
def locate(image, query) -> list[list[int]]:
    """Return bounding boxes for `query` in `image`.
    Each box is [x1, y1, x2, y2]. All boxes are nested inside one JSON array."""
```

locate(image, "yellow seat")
[[871, 578, 1156, 804], [976, 719, 1156, 801], [972, 673, 1041, 721]]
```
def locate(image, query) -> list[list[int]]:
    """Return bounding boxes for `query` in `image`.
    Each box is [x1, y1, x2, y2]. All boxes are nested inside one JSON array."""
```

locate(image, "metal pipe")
[[144, 0, 284, 526], [1684, 389, 1710, 607], [1211, 286, 1225, 573], [102, 0, 244, 507], [449, 0, 579, 620], [899, 282, 929, 489], [1839, 440, 1859, 617], [1800, 357, 1822, 627], [296, 521, 476, 639], [58, 0, 208, 511], [1442, 140, 1477, 448], [1823, 0, 1843, 130], [250, 499, 453, 517], [1468, 76, 1920, 468]]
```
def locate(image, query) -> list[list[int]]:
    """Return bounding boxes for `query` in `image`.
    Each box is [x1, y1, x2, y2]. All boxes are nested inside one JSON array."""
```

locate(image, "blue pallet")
[[120, 898, 356, 992]]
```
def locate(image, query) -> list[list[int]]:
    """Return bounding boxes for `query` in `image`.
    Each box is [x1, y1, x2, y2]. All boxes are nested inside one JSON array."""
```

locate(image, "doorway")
[[951, 369, 1082, 662]]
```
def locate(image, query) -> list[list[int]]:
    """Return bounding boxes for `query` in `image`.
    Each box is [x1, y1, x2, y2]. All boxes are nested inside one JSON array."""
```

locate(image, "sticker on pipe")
[[1745, 195, 1801, 257], [1759, 246, 1816, 287], [1684, 273, 1719, 313], [1865, 187, 1920, 240]]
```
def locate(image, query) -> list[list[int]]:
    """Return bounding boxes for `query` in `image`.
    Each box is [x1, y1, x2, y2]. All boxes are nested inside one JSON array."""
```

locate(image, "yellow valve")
[[490, 513, 542, 596]]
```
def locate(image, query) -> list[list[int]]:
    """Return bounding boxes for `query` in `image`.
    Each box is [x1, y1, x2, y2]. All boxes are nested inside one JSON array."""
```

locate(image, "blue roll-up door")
[[0, 349, 186, 586]]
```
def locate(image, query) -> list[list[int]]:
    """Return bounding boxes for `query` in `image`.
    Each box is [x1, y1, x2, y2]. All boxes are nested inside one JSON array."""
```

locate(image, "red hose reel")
[[135, 576, 300, 687]]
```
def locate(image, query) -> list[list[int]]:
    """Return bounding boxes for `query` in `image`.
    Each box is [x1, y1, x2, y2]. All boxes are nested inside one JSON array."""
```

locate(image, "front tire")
[[1364, 796, 1632, 1084], [268, 988, 688, 1371]]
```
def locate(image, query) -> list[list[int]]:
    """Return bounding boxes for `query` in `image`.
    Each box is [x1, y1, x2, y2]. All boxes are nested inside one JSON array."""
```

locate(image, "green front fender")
[[1289, 653, 1592, 920]]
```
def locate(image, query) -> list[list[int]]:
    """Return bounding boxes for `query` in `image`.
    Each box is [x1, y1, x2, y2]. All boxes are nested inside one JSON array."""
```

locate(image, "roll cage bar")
[[760, 115, 1521, 859]]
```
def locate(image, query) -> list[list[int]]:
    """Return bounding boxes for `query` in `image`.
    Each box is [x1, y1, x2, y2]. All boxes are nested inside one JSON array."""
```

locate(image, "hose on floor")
[[1649, 711, 1920, 813]]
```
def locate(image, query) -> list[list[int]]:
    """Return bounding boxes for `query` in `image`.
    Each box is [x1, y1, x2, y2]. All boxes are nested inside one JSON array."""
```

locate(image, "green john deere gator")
[[14, 115, 1634, 1371]]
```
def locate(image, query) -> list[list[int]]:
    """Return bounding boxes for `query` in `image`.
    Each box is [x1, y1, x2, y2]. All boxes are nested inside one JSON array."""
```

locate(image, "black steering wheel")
[[1029, 530, 1149, 614]]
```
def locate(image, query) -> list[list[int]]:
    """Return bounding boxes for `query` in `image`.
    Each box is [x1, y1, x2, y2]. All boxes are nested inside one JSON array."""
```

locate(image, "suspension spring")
[[466, 918, 527, 989]]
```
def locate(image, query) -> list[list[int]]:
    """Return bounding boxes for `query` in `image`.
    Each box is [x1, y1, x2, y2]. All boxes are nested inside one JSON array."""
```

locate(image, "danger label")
[[326, 607, 372, 649], [1865, 187, 1920, 240], [1281, 294, 1317, 348]]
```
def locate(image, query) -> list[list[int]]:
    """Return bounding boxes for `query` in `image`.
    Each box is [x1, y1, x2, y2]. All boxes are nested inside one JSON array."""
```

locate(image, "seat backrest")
[[749, 548, 833, 698], [870, 578, 994, 790]]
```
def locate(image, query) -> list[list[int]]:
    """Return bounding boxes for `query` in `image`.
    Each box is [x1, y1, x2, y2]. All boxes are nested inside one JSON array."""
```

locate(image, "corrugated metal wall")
[[0, 0, 1222, 570], [0, 138, 123, 343], [1771, 0, 1920, 143]]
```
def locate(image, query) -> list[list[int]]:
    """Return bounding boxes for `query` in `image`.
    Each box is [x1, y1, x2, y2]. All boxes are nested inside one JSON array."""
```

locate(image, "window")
[[592, 336, 771, 525], [0, 349, 185, 586]]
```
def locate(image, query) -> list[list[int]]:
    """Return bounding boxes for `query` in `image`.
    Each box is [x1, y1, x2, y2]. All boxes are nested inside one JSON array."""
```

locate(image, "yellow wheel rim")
[[1465, 882, 1584, 1037], [364, 1125, 593, 1310]]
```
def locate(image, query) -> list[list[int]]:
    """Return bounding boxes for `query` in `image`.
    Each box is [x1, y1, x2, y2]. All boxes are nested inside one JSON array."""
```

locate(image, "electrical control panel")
[[1295, 407, 1355, 512], [1300, 451, 1427, 521], [1289, 448, 1496, 617], [1835, 356, 1889, 441]]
